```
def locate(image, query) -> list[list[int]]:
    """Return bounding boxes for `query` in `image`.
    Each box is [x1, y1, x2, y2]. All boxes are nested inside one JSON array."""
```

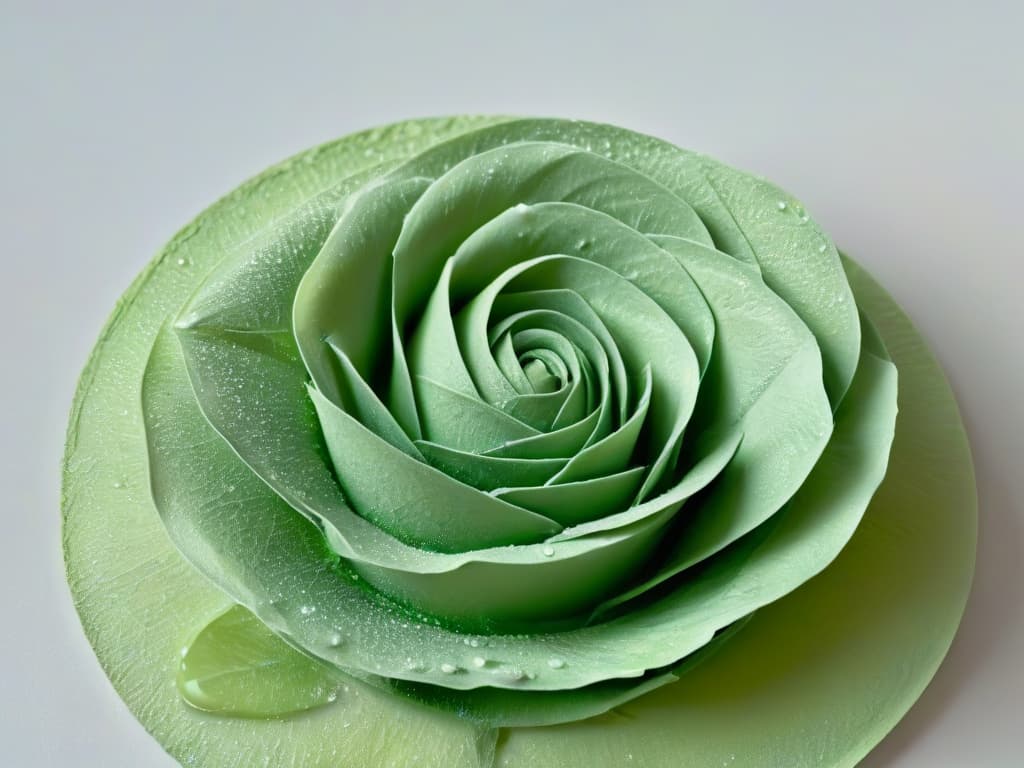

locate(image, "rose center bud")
[[521, 356, 564, 394]]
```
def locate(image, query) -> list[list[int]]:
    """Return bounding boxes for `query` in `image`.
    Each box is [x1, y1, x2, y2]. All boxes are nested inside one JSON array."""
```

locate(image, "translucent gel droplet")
[[177, 604, 343, 719]]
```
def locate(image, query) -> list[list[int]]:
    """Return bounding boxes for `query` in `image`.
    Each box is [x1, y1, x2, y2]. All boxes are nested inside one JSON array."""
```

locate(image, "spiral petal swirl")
[[142, 118, 897, 726]]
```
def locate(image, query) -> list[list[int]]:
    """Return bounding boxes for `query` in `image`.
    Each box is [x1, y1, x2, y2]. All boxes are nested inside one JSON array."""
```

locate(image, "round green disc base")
[[62, 120, 976, 768]]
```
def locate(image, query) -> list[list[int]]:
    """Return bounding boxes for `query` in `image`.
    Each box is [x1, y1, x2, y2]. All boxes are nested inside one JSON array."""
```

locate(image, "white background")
[[2, 1, 1021, 766]]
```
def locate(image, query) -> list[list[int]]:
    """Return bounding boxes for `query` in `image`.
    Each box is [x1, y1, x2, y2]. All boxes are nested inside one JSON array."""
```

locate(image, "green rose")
[[147, 114, 893, 710], [64, 117, 977, 768]]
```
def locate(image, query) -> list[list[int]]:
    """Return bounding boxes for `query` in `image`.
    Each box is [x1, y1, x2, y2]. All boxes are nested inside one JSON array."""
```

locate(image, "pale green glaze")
[[62, 117, 976, 768]]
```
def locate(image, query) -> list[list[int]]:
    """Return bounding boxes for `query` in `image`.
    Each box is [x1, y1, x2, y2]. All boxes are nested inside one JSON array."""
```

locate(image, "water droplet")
[[328, 633, 344, 647], [469, 638, 480, 647], [800, 213, 809, 222], [112, 480, 125, 489], [577, 238, 591, 250], [177, 605, 340, 718], [471, 656, 486, 668], [777, 201, 787, 211], [818, 243, 828, 253], [440, 663, 459, 674], [226, 484, 236, 493], [542, 545, 555, 557], [300, 605, 315, 616], [547, 657, 565, 669], [176, 257, 190, 267]]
